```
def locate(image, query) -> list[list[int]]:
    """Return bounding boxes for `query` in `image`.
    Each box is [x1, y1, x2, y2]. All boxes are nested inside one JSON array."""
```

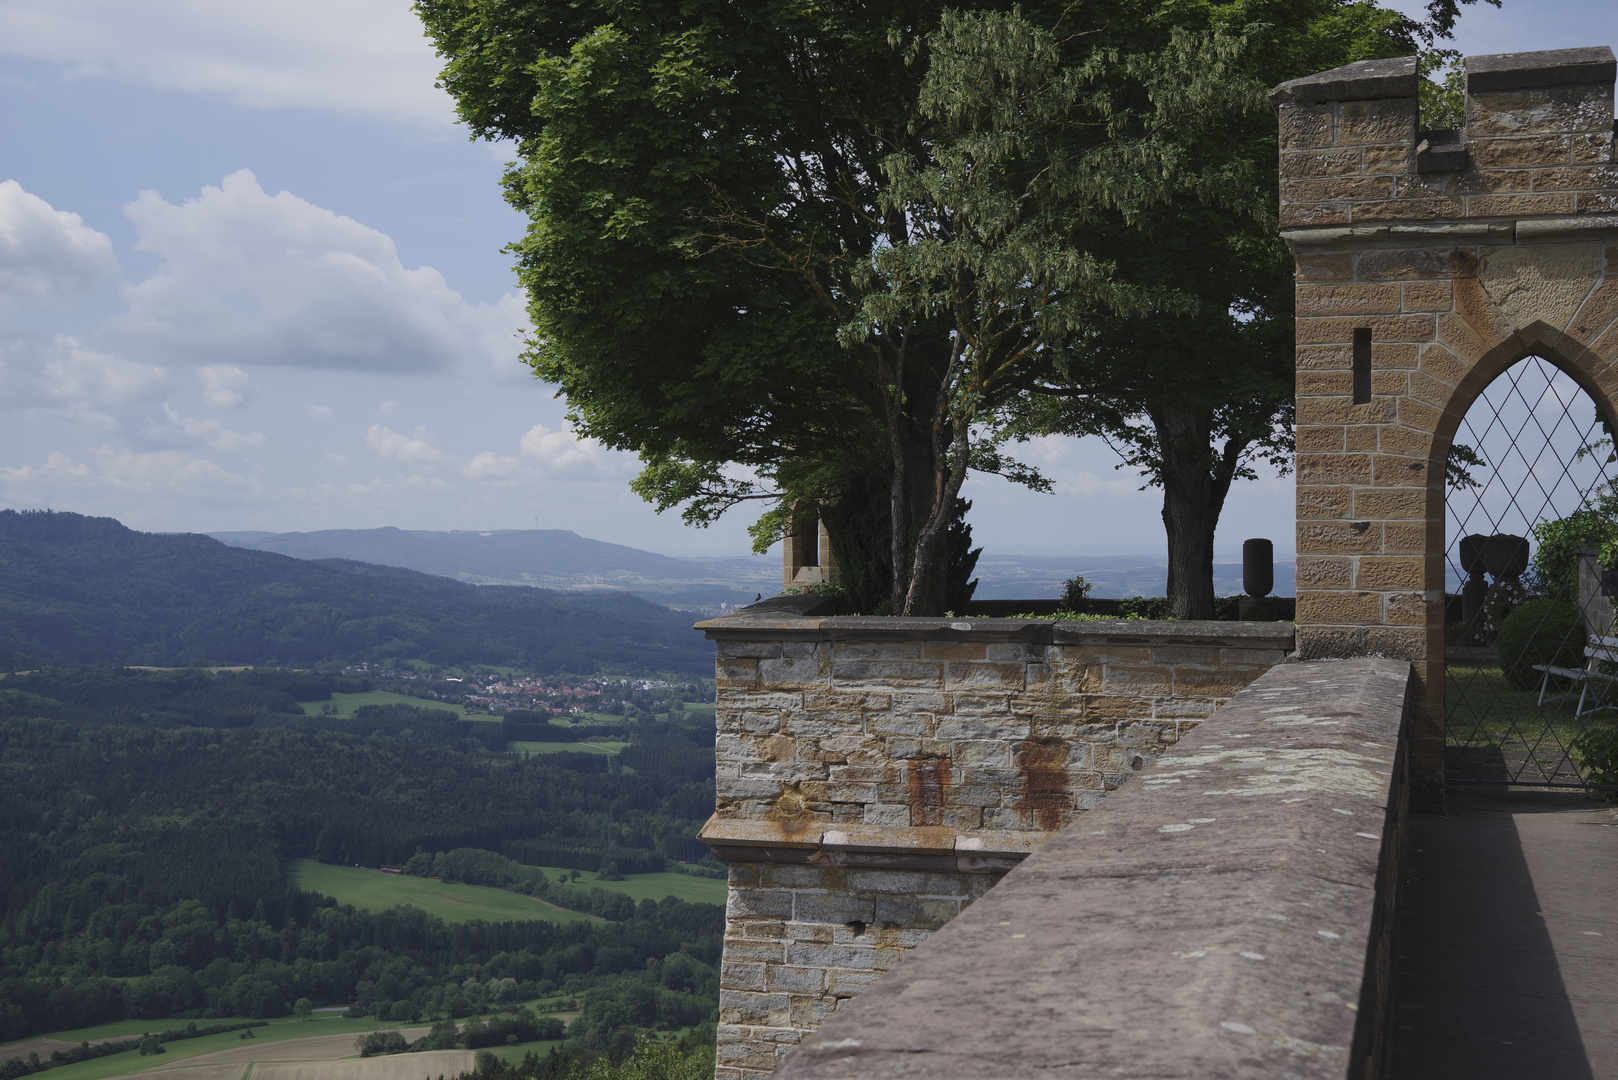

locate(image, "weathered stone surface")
[[699, 611, 1296, 1078], [775, 658, 1414, 1080]]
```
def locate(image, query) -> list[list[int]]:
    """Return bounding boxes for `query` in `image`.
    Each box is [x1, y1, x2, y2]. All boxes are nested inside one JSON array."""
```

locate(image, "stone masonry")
[[1273, 47, 1618, 805], [694, 596, 1294, 1080]]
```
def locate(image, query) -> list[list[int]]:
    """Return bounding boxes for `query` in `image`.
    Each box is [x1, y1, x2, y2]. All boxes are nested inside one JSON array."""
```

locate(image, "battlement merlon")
[[1272, 47, 1618, 246]]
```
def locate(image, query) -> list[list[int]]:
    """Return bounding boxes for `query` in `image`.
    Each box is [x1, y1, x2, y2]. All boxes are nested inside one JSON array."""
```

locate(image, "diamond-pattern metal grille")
[[1445, 356, 1618, 791]]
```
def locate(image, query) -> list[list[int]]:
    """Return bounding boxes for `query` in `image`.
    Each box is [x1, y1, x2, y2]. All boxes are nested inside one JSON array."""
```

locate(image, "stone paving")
[[1390, 789, 1618, 1079]]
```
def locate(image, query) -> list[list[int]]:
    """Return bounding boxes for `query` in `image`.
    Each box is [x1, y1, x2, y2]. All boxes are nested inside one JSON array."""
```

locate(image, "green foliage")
[[0, 510, 709, 673], [357, 1031, 409, 1057], [1496, 599, 1583, 691], [1445, 443, 1486, 490], [1531, 505, 1618, 601], [1419, 49, 1466, 129], [1570, 724, 1618, 801], [1058, 576, 1094, 614]]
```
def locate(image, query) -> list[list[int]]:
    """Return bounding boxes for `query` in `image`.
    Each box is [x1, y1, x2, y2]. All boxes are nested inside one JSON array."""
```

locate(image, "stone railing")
[[695, 596, 1297, 1079], [771, 657, 1414, 1080]]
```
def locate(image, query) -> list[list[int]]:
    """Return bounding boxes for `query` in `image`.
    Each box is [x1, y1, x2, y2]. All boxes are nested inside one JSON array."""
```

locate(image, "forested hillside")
[[0, 665, 723, 1048], [0, 511, 709, 672]]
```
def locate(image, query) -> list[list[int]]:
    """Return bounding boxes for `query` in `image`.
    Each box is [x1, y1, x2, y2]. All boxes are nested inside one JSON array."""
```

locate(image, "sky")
[[1, 1, 1616, 559]]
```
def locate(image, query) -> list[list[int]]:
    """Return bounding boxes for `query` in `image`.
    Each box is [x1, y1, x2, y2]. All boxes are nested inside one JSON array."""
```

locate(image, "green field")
[[286, 860, 600, 924], [539, 866, 727, 906], [510, 740, 627, 756], [296, 690, 484, 719], [0, 1003, 575, 1080], [0, 1015, 391, 1080]]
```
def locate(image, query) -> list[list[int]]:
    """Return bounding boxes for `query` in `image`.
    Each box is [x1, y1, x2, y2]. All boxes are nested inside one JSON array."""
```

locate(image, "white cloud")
[[324, 452, 352, 466], [366, 423, 443, 464], [308, 405, 333, 419], [519, 422, 628, 476], [0, 180, 117, 306], [114, 170, 529, 374], [196, 364, 254, 408], [463, 451, 519, 480], [147, 404, 266, 451], [378, 399, 399, 416], [0, 0, 456, 127], [1, 445, 256, 500], [0, 335, 168, 411]]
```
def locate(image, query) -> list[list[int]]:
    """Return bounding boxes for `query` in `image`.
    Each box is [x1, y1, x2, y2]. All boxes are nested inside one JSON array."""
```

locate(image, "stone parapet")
[[697, 596, 1294, 1079], [772, 657, 1415, 1080]]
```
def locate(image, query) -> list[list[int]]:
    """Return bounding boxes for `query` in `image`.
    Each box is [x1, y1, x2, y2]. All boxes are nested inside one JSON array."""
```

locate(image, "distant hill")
[[0, 510, 711, 672], [211, 526, 776, 610]]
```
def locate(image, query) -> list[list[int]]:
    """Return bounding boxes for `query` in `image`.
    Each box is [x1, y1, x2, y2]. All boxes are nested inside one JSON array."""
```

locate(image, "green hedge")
[[1497, 599, 1583, 691]]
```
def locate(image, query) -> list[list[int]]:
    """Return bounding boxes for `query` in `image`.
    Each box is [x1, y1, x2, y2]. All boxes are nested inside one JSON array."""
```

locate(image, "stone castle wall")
[[1273, 47, 1618, 802], [695, 598, 1294, 1080]]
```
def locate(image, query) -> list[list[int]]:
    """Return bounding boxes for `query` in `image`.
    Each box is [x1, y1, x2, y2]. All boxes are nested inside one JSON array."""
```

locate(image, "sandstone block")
[[1365, 625, 1426, 660], [1296, 590, 1381, 625], [1281, 148, 1361, 178], [1336, 97, 1415, 145], [1298, 485, 1351, 519], [765, 965, 826, 995], [1384, 591, 1434, 626], [1297, 557, 1352, 588], [728, 889, 795, 920], [921, 641, 989, 660], [1281, 202, 1350, 228], [1465, 192, 1576, 218], [1353, 487, 1428, 519], [944, 662, 1026, 691], [1577, 191, 1618, 214], [722, 960, 767, 991], [1356, 556, 1424, 590], [1354, 247, 1468, 281], [1297, 425, 1346, 452], [1297, 453, 1372, 485], [1468, 134, 1570, 168], [718, 641, 784, 659], [1297, 370, 1353, 395], [860, 803, 910, 827], [1277, 102, 1333, 150], [873, 895, 962, 931], [1377, 424, 1437, 458], [833, 641, 922, 660], [831, 661, 943, 688], [1468, 85, 1616, 137], [1296, 344, 1352, 370], [1351, 197, 1463, 222], [1345, 425, 1378, 451], [1296, 314, 1437, 344], [1295, 253, 1355, 281]]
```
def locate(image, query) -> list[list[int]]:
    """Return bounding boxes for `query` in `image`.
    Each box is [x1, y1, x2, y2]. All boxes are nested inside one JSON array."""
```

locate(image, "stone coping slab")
[[1270, 55, 1418, 106], [1465, 46, 1616, 92], [772, 657, 1414, 1080], [696, 599, 1296, 651], [700, 818, 1052, 873]]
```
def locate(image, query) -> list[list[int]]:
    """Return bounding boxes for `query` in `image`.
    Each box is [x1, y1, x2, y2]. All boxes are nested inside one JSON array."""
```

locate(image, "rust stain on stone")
[[1015, 738, 1071, 832], [905, 757, 951, 827], [767, 782, 814, 839]]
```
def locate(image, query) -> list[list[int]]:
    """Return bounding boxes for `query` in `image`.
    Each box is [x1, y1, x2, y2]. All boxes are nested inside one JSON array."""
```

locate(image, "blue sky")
[[1, 1, 1614, 558]]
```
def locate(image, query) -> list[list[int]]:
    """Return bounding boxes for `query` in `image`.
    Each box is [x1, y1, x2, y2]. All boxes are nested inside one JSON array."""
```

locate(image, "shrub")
[[1570, 724, 1618, 801], [1496, 599, 1583, 691]]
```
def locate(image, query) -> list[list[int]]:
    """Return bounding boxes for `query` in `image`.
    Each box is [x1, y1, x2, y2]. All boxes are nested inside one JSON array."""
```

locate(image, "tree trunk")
[[1154, 406, 1221, 621]]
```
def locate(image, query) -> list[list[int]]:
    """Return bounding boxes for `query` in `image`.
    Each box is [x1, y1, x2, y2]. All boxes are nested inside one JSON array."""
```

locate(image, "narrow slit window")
[[1352, 328, 1372, 404]]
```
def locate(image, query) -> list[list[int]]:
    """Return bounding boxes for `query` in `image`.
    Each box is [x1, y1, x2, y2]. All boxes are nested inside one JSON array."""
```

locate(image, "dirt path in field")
[[0, 1038, 79, 1061], [173, 1029, 433, 1067]]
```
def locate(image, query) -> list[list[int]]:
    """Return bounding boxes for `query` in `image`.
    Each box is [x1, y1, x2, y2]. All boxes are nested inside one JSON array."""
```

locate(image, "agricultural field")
[[295, 690, 483, 719], [285, 861, 600, 925], [1, 1008, 571, 1080], [509, 740, 627, 756], [537, 867, 727, 907]]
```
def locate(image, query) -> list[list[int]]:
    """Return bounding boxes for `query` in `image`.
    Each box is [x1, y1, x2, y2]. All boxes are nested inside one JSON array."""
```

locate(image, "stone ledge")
[[1271, 56, 1417, 106], [702, 819, 1054, 861], [697, 605, 1296, 651], [772, 657, 1414, 1080], [1283, 215, 1618, 250], [1466, 46, 1617, 93]]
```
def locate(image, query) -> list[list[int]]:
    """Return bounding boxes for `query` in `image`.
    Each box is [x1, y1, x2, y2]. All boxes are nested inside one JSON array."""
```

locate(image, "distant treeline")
[[0, 660, 725, 1046], [0, 510, 710, 673]]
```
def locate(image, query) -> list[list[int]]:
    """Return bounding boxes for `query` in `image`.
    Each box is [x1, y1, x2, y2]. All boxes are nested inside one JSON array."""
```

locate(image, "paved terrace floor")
[[1390, 789, 1618, 1079]]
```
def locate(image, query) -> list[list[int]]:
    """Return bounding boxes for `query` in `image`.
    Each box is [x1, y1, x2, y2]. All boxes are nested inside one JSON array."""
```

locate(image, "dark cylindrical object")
[[1243, 538, 1274, 599]]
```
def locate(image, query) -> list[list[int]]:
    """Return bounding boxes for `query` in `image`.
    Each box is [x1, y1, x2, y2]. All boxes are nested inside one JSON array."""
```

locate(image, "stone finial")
[[1270, 55, 1418, 107]]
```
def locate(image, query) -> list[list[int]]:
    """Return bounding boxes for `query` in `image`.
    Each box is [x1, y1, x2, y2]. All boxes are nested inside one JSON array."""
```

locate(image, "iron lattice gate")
[[1445, 356, 1618, 792]]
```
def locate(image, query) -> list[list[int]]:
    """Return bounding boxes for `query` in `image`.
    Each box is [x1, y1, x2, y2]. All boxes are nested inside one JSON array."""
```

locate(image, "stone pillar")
[[1273, 46, 1618, 807]]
